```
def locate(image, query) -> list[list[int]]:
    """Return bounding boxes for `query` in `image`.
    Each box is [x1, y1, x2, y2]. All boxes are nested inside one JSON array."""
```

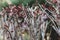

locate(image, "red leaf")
[[52, 0, 57, 3]]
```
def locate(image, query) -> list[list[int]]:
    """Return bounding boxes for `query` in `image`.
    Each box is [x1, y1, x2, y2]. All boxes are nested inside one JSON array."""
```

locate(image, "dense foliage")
[[0, 0, 60, 40]]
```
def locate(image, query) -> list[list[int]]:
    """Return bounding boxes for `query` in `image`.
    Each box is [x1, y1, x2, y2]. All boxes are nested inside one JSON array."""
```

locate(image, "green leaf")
[[22, 0, 32, 6], [10, 0, 23, 6], [28, 0, 35, 7], [10, 0, 35, 6], [0, 7, 2, 11], [2, 1, 9, 7], [38, 0, 46, 4]]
